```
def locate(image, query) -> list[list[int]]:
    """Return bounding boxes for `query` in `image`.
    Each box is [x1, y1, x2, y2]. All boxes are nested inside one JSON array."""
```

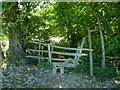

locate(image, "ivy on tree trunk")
[[3, 2, 26, 65]]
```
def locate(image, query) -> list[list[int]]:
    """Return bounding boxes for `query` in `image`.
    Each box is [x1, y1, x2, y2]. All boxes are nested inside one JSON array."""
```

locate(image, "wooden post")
[[48, 43, 52, 63], [52, 65, 57, 75], [60, 67, 64, 74], [38, 42, 41, 62], [41, 45, 44, 57], [88, 28, 93, 76], [97, 17, 106, 68], [74, 37, 86, 65]]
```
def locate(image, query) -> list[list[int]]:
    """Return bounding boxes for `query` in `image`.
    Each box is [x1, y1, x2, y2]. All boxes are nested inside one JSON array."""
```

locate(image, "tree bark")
[[0, 44, 3, 61], [0, 44, 3, 69], [90, 2, 106, 68], [7, 29, 26, 65], [3, 2, 26, 66]]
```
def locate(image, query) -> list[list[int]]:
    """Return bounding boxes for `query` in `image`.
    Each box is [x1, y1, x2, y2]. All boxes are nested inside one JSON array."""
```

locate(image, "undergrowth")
[[37, 60, 53, 70], [74, 63, 118, 82]]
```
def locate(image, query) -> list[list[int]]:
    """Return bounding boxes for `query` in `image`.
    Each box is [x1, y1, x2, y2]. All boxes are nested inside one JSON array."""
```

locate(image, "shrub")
[[74, 63, 117, 81], [37, 60, 53, 70]]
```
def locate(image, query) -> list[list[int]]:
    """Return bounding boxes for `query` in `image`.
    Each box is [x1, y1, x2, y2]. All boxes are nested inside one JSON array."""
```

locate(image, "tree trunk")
[[7, 29, 26, 65], [3, 2, 26, 66], [97, 17, 106, 68], [90, 2, 106, 68], [0, 44, 3, 61], [0, 44, 3, 69]]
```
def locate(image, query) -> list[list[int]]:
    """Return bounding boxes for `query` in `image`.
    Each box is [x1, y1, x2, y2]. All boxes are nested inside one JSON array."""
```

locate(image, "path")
[[2, 64, 118, 88]]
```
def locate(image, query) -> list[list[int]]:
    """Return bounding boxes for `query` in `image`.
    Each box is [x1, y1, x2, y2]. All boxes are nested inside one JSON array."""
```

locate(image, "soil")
[[1, 64, 119, 88]]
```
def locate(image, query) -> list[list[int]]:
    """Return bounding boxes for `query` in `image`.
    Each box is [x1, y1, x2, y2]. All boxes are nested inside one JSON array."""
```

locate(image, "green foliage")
[[75, 63, 90, 75], [45, 61, 53, 69], [2, 2, 119, 73], [2, 2, 119, 57], [116, 70, 120, 80], [37, 61, 45, 68], [37, 60, 53, 70], [75, 63, 117, 81], [94, 66, 117, 81]]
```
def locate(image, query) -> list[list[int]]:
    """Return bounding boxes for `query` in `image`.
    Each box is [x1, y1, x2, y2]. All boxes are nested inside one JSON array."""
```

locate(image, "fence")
[[25, 38, 93, 75]]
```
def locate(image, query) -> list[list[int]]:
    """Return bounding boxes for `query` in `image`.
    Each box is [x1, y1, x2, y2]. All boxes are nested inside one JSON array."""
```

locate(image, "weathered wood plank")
[[25, 56, 48, 59], [51, 45, 93, 51], [60, 67, 64, 74], [38, 42, 41, 61], [41, 46, 44, 57], [25, 56, 39, 58], [29, 49, 48, 53], [52, 58, 75, 61], [74, 37, 86, 65], [60, 58, 72, 68], [52, 62, 75, 68], [88, 28, 93, 76], [48, 44, 52, 63], [39, 57, 49, 59], [52, 51, 88, 56], [52, 65, 57, 75], [29, 49, 88, 57]]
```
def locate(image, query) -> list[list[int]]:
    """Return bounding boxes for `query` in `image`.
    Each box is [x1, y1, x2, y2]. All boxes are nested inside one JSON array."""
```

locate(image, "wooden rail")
[[28, 41, 93, 51], [26, 39, 93, 75], [52, 51, 87, 56], [51, 45, 93, 51], [28, 49, 88, 56]]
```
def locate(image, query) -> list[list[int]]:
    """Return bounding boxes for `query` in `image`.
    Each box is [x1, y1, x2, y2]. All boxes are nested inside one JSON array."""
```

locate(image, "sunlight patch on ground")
[[59, 85, 63, 88]]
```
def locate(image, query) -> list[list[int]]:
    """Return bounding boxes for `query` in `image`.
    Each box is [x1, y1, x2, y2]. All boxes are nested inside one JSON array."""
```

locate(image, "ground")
[[1, 64, 119, 88]]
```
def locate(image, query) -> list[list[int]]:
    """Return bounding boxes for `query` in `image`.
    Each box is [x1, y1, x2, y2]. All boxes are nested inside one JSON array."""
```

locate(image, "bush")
[[75, 63, 117, 81], [37, 60, 53, 70], [94, 66, 117, 81], [75, 63, 90, 75]]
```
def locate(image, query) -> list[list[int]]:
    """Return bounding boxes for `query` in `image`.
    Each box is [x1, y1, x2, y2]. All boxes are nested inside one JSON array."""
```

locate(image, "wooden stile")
[[26, 39, 93, 75]]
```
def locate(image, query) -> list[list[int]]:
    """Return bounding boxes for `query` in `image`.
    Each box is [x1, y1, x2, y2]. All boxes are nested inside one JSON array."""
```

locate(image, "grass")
[[37, 60, 53, 70], [72, 63, 118, 82]]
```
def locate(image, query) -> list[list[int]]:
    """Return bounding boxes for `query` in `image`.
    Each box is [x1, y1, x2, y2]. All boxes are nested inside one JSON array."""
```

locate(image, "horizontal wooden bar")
[[39, 57, 49, 59], [28, 49, 88, 57], [51, 45, 93, 51], [29, 49, 48, 53], [52, 58, 75, 61], [25, 56, 39, 58], [25, 56, 49, 59], [52, 51, 88, 56], [52, 62, 75, 68]]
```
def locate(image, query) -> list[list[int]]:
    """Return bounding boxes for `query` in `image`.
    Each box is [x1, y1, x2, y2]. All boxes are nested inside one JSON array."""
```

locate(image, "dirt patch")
[[2, 64, 118, 88]]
